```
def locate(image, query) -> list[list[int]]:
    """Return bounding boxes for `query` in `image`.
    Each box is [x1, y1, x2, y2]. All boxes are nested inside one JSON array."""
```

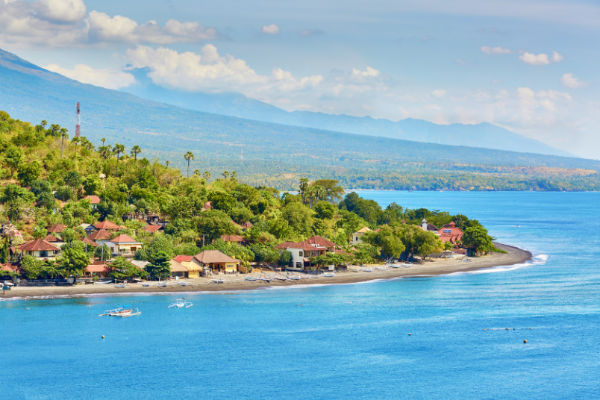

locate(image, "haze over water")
[[2, 191, 599, 399]]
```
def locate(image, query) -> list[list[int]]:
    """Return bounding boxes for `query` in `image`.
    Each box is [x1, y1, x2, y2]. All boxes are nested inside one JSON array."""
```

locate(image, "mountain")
[[1, 48, 599, 191], [124, 68, 567, 157]]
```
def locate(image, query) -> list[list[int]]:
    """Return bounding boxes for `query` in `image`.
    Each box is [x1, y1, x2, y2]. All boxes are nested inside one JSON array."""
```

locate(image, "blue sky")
[[1, 0, 598, 158]]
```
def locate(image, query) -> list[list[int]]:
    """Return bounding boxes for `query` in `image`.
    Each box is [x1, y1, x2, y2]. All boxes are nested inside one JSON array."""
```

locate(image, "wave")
[[449, 253, 549, 276]]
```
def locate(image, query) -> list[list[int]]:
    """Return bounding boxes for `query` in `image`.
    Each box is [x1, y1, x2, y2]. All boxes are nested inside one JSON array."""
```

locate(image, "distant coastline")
[[2, 243, 531, 300]]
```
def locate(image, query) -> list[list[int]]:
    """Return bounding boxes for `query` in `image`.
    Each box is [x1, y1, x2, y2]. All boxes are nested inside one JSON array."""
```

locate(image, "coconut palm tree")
[[59, 128, 68, 158], [113, 143, 125, 176], [131, 145, 141, 164], [184, 151, 194, 177]]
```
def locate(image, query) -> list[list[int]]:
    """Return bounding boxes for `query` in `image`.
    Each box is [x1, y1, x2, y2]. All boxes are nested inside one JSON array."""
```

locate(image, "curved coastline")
[[1, 243, 532, 300]]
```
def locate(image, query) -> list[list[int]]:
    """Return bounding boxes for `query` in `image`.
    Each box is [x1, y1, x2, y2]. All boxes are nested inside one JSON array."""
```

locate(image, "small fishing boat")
[[245, 276, 258, 281], [113, 283, 127, 288], [376, 266, 387, 271], [287, 274, 301, 280], [274, 275, 288, 281], [94, 280, 113, 284], [99, 307, 141, 317], [178, 282, 188, 287], [258, 276, 271, 283], [157, 282, 167, 287], [168, 298, 193, 309], [360, 267, 373, 272], [212, 278, 224, 284], [141, 283, 150, 287], [389, 264, 401, 269], [322, 272, 335, 278]]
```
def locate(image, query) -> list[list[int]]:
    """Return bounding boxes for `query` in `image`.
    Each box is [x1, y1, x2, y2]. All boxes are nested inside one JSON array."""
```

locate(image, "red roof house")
[[47, 224, 67, 233], [94, 220, 121, 230], [144, 225, 161, 233], [18, 239, 60, 258], [87, 229, 112, 241], [438, 222, 463, 244], [221, 234, 245, 243], [84, 195, 101, 204]]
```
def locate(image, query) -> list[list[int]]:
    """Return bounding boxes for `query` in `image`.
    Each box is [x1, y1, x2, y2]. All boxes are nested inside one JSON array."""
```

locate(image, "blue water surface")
[[1, 191, 599, 399]]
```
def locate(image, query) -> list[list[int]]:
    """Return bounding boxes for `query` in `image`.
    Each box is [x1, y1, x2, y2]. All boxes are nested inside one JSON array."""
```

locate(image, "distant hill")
[[124, 68, 568, 157], [1, 48, 599, 191]]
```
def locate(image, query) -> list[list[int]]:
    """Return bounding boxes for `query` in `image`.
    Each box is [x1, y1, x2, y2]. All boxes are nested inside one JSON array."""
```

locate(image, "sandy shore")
[[1, 243, 531, 300]]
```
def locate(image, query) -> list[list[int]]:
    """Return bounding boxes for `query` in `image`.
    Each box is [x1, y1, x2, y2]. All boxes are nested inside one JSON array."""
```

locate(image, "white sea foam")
[[448, 253, 548, 276]]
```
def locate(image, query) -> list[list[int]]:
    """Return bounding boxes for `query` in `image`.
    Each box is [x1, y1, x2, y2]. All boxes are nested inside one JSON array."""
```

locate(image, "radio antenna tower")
[[75, 102, 81, 137]]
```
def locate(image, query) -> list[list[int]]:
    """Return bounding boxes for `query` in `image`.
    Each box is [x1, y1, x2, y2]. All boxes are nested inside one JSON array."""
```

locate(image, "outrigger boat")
[[287, 274, 301, 281], [99, 307, 141, 317], [212, 278, 224, 284], [245, 276, 258, 281], [322, 272, 335, 278], [168, 298, 193, 309]]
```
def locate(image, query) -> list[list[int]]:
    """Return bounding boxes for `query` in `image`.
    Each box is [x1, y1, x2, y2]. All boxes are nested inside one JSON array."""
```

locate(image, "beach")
[[1, 243, 531, 300]]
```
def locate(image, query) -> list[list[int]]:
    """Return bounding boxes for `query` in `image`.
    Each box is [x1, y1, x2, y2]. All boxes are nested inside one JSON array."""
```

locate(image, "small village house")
[[173, 255, 203, 278], [169, 259, 188, 278], [351, 227, 371, 245], [193, 250, 240, 274], [17, 239, 60, 259], [83, 195, 101, 210], [99, 234, 143, 258], [421, 219, 439, 233], [437, 222, 463, 245], [94, 220, 122, 231], [221, 234, 245, 244], [85, 262, 109, 279]]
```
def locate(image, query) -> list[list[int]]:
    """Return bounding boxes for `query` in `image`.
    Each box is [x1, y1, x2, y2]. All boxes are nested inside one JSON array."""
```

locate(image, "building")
[[169, 259, 188, 278], [100, 234, 143, 258], [438, 222, 463, 245], [193, 250, 240, 274], [221, 234, 244, 244], [421, 219, 439, 233], [47, 224, 67, 234], [351, 227, 371, 244], [94, 220, 122, 231], [43, 234, 65, 248], [85, 262, 109, 278], [276, 240, 328, 271], [87, 229, 112, 243], [173, 255, 203, 278], [144, 224, 162, 234], [17, 239, 60, 259], [84, 195, 101, 210]]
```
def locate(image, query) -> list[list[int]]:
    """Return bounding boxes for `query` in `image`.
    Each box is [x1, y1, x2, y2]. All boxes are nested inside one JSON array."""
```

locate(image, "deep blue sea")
[[1, 191, 599, 400]]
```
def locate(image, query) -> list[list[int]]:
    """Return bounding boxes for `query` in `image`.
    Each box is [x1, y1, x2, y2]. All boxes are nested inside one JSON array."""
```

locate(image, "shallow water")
[[1, 191, 599, 399]]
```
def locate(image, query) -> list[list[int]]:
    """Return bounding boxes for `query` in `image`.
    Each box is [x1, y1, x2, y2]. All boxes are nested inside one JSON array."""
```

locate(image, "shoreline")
[[1, 243, 532, 301]]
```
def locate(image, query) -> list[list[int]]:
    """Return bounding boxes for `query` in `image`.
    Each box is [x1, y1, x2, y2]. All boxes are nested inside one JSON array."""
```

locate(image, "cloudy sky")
[[1, 0, 599, 158]]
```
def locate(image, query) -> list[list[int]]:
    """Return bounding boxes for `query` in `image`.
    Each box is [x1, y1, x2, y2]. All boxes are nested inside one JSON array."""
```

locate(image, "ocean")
[[1, 191, 599, 399]]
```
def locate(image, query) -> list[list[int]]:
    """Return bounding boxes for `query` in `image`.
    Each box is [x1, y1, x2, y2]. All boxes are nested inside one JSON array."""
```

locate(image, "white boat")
[[141, 283, 150, 287], [274, 275, 288, 281], [168, 298, 193, 309], [389, 264, 401, 269], [287, 274, 301, 280], [322, 272, 335, 278], [99, 307, 141, 317], [212, 278, 224, 284], [376, 266, 387, 271], [157, 282, 167, 287], [245, 276, 258, 281], [113, 283, 127, 288], [94, 280, 113, 284], [178, 282, 188, 287], [360, 267, 373, 272]]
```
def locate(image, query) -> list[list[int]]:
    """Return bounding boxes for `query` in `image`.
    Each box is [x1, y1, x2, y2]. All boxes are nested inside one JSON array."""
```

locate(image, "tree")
[[4, 145, 23, 174], [298, 178, 309, 205], [20, 256, 44, 279], [60, 128, 68, 159], [131, 145, 142, 164], [17, 161, 42, 186], [314, 201, 336, 219], [145, 250, 171, 280], [462, 226, 495, 255], [58, 243, 89, 278], [396, 224, 441, 261], [108, 257, 146, 281], [113, 143, 125, 176], [184, 151, 194, 178], [367, 226, 406, 260]]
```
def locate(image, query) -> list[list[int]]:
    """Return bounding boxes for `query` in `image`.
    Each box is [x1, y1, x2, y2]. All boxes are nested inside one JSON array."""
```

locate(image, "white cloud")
[[552, 51, 564, 63], [36, 0, 86, 23], [352, 66, 380, 79], [481, 45, 510, 55], [125, 45, 323, 96], [431, 89, 446, 98], [0, 0, 216, 47], [519, 50, 563, 65], [261, 24, 280, 35], [87, 11, 216, 44], [45, 63, 136, 89], [561, 73, 584, 89]]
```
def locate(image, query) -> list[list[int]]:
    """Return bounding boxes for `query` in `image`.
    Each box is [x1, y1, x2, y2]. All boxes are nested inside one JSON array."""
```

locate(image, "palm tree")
[[113, 143, 125, 176], [101, 137, 106, 146], [131, 145, 141, 164], [184, 151, 194, 177], [72, 137, 80, 167], [59, 128, 68, 158], [165, 160, 170, 167]]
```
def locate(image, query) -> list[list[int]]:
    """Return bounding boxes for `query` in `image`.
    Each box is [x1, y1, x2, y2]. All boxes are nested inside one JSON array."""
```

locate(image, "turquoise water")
[[1, 192, 599, 399]]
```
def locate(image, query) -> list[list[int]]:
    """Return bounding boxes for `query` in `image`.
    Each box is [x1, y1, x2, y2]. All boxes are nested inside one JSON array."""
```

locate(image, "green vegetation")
[[0, 111, 499, 281]]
